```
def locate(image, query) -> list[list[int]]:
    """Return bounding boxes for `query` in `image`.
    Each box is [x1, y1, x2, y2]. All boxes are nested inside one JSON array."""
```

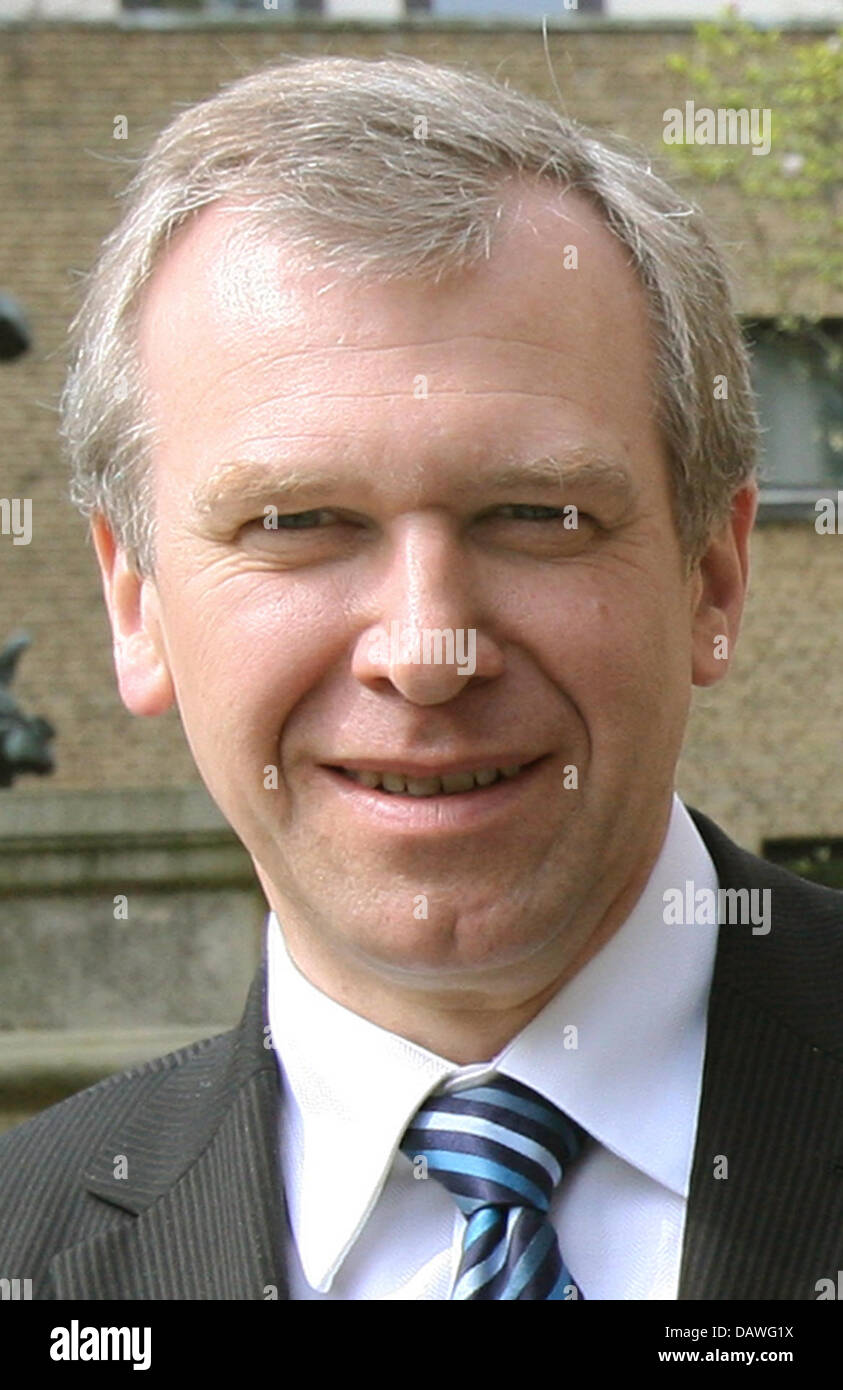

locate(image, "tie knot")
[[401, 1074, 586, 1217]]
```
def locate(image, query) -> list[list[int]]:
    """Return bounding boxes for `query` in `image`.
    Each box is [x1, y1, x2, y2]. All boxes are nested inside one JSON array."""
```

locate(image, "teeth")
[[342, 764, 525, 796], [405, 776, 442, 796], [441, 771, 478, 794]]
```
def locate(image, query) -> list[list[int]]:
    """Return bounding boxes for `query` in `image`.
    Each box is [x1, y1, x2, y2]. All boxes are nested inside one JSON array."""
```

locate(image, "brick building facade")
[[0, 19, 840, 856]]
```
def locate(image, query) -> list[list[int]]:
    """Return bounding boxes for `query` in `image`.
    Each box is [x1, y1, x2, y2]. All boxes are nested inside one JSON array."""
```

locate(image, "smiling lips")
[[336, 763, 529, 796]]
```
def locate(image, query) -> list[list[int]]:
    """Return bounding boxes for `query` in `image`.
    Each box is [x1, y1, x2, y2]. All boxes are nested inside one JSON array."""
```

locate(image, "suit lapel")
[[51, 955, 290, 1301], [679, 808, 843, 1299]]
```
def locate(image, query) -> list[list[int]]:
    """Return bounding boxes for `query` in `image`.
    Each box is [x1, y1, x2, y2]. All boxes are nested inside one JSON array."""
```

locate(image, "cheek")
[[535, 581, 689, 719], [525, 585, 623, 681], [162, 570, 351, 746]]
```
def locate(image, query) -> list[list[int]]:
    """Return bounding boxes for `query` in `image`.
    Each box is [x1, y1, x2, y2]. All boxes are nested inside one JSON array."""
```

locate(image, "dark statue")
[[0, 292, 31, 362], [0, 633, 55, 787]]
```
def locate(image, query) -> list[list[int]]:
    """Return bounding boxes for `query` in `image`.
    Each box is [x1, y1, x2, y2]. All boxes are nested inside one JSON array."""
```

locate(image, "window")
[[120, 0, 603, 13], [748, 320, 843, 520]]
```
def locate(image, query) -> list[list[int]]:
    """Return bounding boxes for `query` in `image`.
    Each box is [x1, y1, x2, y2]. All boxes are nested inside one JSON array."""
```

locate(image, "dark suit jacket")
[[1, 806, 842, 1300]]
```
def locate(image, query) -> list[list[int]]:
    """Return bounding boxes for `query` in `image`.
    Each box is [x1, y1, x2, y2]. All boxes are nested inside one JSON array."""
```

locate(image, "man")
[[0, 54, 841, 1302]]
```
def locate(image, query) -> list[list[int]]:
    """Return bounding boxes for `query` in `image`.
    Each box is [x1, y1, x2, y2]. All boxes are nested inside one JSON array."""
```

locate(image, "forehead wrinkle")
[[153, 331, 575, 379], [268, 331, 575, 359], [181, 367, 582, 425], [222, 390, 603, 410]]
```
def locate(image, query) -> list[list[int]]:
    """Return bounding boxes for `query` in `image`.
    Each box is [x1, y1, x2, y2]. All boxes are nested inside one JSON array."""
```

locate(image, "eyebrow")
[[479, 451, 637, 505], [190, 447, 637, 518]]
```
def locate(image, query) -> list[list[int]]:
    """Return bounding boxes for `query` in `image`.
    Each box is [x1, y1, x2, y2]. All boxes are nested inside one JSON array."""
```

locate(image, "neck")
[[271, 884, 646, 1065]]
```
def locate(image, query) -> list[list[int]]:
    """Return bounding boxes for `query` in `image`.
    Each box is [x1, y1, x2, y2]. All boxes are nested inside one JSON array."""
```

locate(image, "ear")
[[91, 514, 175, 716], [691, 481, 758, 688]]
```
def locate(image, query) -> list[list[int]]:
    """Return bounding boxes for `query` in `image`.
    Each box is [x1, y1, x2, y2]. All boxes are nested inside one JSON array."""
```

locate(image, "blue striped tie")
[[401, 1073, 587, 1300]]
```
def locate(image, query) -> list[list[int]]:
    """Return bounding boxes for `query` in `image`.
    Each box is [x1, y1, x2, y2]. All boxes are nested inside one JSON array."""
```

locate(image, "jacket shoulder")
[[0, 1028, 235, 1292], [689, 805, 843, 1057]]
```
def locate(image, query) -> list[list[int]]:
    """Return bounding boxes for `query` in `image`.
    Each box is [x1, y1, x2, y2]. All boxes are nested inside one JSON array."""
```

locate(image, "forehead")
[[136, 181, 666, 500], [139, 179, 652, 348]]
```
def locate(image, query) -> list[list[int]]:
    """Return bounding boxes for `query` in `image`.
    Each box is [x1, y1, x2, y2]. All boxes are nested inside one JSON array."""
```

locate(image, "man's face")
[[96, 183, 754, 1026]]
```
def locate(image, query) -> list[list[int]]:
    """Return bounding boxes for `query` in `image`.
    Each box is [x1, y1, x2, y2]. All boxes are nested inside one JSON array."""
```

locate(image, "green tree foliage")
[[665, 18, 842, 331]]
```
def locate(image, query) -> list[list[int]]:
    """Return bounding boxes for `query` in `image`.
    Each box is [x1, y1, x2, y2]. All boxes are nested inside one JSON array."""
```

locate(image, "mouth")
[[326, 759, 541, 797]]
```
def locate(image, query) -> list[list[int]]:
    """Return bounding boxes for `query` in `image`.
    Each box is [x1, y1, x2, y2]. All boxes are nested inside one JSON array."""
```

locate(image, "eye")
[[258, 507, 339, 531], [484, 503, 592, 528], [473, 501, 596, 559], [493, 504, 577, 521]]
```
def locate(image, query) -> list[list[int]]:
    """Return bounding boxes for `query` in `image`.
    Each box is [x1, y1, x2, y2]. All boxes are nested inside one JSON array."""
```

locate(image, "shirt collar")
[[267, 792, 718, 1290], [267, 917, 456, 1290]]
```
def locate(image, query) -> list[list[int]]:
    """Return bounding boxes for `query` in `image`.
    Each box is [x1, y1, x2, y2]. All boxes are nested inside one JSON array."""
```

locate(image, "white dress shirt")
[[267, 792, 719, 1300]]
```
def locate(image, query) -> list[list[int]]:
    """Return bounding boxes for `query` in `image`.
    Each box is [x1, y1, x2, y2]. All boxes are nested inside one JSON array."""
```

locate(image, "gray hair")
[[61, 54, 759, 578]]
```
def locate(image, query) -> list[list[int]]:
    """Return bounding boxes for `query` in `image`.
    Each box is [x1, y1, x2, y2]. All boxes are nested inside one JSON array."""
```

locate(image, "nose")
[[351, 518, 505, 705]]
